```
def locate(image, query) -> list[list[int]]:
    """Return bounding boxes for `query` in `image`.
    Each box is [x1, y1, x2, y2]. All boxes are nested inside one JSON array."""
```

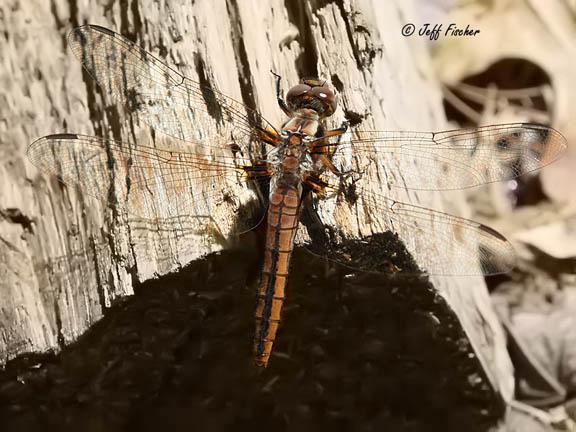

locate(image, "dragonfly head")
[[286, 78, 337, 118]]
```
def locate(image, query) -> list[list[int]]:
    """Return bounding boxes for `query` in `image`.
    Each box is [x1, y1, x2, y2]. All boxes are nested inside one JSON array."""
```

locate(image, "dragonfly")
[[27, 25, 567, 367]]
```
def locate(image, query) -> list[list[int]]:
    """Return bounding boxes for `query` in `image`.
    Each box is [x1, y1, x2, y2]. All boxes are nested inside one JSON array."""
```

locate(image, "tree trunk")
[[0, 0, 513, 417]]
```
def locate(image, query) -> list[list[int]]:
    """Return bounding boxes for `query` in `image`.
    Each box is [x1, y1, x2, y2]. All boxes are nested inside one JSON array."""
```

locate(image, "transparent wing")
[[127, 216, 227, 275], [32, 216, 215, 294], [27, 134, 270, 235], [68, 24, 279, 150], [312, 123, 566, 190], [301, 186, 516, 276]]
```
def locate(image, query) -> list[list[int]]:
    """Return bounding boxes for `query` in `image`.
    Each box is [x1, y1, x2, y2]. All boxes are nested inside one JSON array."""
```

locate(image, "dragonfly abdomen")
[[254, 183, 301, 367]]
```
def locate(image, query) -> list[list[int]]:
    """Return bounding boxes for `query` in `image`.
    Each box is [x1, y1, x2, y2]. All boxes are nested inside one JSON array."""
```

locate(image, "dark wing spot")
[[478, 223, 508, 242], [88, 24, 115, 36], [46, 133, 79, 140]]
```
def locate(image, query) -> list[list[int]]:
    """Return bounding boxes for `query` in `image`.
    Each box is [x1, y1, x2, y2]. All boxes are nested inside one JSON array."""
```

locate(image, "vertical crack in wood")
[[332, 0, 381, 70], [49, 0, 65, 37], [284, 0, 319, 78], [225, 0, 259, 124], [193, 53, 225, 125], [90, 238, 109, 314], [68, 0, 79, 33], [53, 295, 66, 348], [119, 0, 143, 41], [333, 0, 363, 70]]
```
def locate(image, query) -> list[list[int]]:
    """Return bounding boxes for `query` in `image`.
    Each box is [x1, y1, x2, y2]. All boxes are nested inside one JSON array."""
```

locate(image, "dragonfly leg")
[[318, 154, 341, 175], [243, 162, 273, 178], [323, 120, 349, 138], [270, 70, 291, 117], [317, 154, 359, 179], [256, 127, 283, 147], [310, 121, 354, 177], [302, 173, 329, 195]]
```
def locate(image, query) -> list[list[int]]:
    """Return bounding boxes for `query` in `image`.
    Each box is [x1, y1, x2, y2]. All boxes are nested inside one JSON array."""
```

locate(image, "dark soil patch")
[[0, 238, 504, 431]]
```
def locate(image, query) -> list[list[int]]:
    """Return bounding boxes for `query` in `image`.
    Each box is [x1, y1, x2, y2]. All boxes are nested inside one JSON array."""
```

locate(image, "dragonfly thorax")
[[266, 139, 313, 179]]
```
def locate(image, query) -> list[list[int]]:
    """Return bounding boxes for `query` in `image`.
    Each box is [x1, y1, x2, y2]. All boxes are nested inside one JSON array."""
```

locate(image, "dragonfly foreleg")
[[323, 120, 349, 138], [270, 70, 291, 117]]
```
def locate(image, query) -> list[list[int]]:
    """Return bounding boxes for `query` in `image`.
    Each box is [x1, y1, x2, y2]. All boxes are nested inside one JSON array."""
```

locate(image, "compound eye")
[[310, 86, 334, 101], [286, 84, 311, 99], [311, 86, 337, 115]]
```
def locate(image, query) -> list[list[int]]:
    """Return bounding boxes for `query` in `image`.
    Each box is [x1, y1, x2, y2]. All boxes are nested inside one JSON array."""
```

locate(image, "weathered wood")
[[0, 0, 513, 409]]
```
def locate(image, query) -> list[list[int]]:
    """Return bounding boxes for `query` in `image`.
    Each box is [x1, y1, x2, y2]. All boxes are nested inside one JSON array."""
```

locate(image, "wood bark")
[[0, 0, 513, 406]]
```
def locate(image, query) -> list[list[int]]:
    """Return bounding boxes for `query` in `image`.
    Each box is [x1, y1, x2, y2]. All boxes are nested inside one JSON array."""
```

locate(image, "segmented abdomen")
[[254, 184, 301, 367]]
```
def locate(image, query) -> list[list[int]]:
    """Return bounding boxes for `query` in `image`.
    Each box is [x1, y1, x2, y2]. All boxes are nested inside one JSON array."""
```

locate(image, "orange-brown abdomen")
[[254, 185, 301, 367]]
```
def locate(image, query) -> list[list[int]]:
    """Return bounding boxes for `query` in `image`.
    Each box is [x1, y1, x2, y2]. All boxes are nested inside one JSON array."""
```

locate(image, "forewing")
[[302, 187, 515, 276], [27, 134, 269, 235], [68, 24, 278, 151], [313, 123, 566, 190]]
